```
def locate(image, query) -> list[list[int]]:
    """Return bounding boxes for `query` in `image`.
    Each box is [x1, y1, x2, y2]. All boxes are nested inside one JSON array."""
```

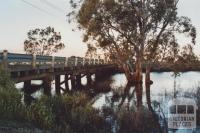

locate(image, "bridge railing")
[[0, 50, 110, 70]]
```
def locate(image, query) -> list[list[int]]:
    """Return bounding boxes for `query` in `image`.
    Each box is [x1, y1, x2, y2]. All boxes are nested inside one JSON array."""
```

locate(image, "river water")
[[93, 71, 200, 109], [15, 71, 200, 133], [92, 71, 200, 133]]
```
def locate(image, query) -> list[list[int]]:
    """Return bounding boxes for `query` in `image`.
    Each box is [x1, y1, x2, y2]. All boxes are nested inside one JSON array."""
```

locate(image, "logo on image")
[[168, 98, 197, 130]]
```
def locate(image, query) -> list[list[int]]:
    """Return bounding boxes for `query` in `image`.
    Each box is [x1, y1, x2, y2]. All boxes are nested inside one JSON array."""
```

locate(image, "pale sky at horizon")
[[0, 0, 200, 57]]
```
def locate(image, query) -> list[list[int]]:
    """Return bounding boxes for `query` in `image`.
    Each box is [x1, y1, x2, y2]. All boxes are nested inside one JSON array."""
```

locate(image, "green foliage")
[[0, 67, 24, 120], [0, 66, 15, 91], [0, 67, 107, 132], [69, 0, 197, 80], [0, 86, 54, 129], [25, 100, 54, 129], [117, 107, 161, 133], [0, 67, 96, 133], [71, 105, 106, 133], [24, 26, 65, 56], [22, 91, 107, 132], [0, 90, 23, 120]]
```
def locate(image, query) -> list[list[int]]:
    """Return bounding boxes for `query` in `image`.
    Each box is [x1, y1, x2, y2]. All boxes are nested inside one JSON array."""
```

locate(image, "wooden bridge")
[[0, 50, 116, 95]]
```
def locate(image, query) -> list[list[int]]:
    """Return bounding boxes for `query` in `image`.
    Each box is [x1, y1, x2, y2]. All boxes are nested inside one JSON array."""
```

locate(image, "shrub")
[[25, 100, 54, 129], [0, 66, 25, 121], [71, 105, 103, 133], [117, 107, 162, 133], [23, 92, 108, 133], [0, 67, 109, 133], [0, 66, 15, 90]]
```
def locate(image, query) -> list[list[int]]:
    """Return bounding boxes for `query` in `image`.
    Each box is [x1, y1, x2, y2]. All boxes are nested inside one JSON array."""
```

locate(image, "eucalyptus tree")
[[178, 44, 198, 64], [24, 26, 65, 56], [68, 0, 196, 83]]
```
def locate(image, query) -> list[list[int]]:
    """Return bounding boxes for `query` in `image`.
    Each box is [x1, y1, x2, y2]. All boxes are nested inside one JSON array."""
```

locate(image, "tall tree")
[[178, 44, 198, 64], [68, 0, 196, 83], [24, 26, 65, 56]]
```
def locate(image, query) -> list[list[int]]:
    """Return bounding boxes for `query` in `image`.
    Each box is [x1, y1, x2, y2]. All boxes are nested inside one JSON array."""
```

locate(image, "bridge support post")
[[32, 54, 36, 69], [64, 74, 69, 91], [50, 56, 55, 72], [55, 75, 61, 95], [87, 73, 92, 85], [95, 72, 104, 81], [43, 76, 52, 96], [2, 50, 8, 70], [24, 80, 31, 94], [70, 74, 76, 90], [23, 80, 32, 105], [76, 74, 82, 88]]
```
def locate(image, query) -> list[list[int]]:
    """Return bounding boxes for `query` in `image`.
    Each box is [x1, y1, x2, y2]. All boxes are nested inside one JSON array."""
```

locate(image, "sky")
[[0, 0, 200, 57]]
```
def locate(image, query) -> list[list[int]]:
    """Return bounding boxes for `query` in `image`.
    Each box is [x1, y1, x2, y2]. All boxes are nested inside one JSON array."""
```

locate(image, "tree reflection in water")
[[22, 75, 168, 133], [100, 81, 166, 133], [146, 82, 153, 112]]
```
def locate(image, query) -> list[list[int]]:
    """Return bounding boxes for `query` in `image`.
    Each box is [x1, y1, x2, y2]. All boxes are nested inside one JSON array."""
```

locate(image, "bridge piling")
[[24, 80, 31, 94], [70, 74, 76, 90], [64, 74, 69, 92], [76, 74, 82, 88], [23, 80, 34, 105], [86, 73, 92, 85], [24, 80, 45, 95], [43, 76, 52, 96], [55, 75, 61, 95], [52, 56, 55, 68], [2, 50, 8, 70], [95, 72, 104, 81], [32, 54, 36, 69]]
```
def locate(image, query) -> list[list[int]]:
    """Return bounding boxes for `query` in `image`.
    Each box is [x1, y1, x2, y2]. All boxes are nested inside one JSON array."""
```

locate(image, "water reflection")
[[14, 72, 200, 132], [117, 83, 135, 110], [93, 78, 159, 112], [92, 72, 200, 133], [104, 82, 165, 133], [146, 82, 153, 112]]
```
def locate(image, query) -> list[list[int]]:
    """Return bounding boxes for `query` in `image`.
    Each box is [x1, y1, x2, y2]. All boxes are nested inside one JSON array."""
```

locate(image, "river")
[[93, 71, 200, 109], [92, 71, 200, 133], [15, 71, 200, 133]]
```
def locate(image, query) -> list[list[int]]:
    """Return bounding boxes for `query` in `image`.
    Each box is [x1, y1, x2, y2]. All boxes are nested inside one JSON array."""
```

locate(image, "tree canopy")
[[24, 26, 65, 56], [68, 0, 196, 82]]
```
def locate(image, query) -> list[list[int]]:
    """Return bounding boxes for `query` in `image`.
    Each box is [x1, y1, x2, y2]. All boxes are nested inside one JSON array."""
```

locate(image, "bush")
[[71, 105, 103, 133], [25, 100, 54, 129], [0, 67, 110, 133], [117, 107, 162, 133], [0, 66, 25, 121], [18, 92, 108, 133], [0, 66, 15, 90], [0, 88, 24, 120]]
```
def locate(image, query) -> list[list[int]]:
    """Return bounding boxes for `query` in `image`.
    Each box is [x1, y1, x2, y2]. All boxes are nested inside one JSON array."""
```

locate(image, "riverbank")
[[0, 120, 49, 133], [116, 63, 200, 73]]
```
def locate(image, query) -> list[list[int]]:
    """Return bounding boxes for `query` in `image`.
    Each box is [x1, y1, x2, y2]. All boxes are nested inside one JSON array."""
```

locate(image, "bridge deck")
[[0, 51, 115, 82], [11, 65, 114, 83]]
